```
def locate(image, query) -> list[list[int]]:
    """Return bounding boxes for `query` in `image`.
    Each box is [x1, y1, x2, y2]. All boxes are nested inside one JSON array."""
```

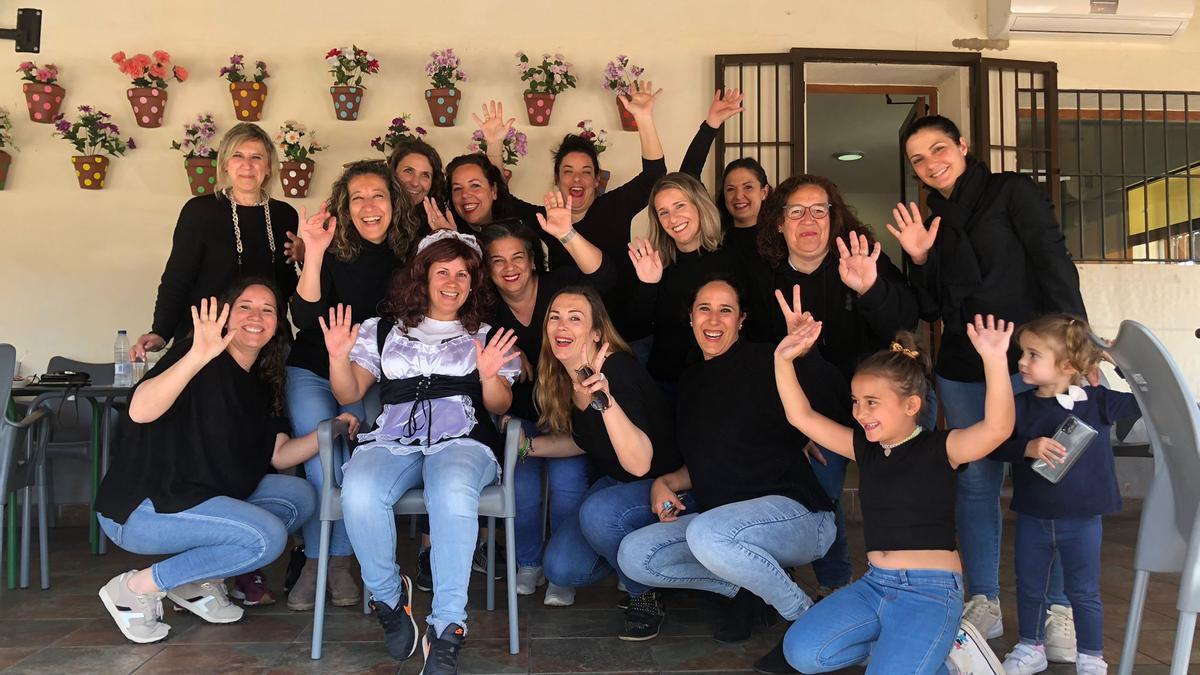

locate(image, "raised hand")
[[1025, 436, 1067, 466], [318, 304, 360, 361], [706, 88, 744, 128], [423, 196, 457, 232], [618, 80, 662, 120], [283, 231, 306, 264], [297, 203, 337, 257], [536, 191, 574, 239], [475, 327, 520, 381], [188, 297, 235, 364], [836, 232, 881, 295], [885, 202, 940, 265], [627, 236, 663, 284], [472, 99, 515, 148], [573, 341, 612, 400], [965, 314, 1013, 360], [774, 285, 823, 361]]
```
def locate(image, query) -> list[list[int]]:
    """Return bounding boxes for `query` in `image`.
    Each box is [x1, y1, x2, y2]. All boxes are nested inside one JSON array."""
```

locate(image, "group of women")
[[96, 80, 1095, 675]]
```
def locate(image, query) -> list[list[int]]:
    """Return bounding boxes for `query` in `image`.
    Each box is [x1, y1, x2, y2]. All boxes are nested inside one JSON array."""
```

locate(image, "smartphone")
[[575, 365, 611, 411], [1031, 415, 1099, 484]]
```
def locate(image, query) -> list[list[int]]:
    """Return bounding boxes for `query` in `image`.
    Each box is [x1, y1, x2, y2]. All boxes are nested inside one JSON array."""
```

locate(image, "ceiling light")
[[834, 151, 864, 162]]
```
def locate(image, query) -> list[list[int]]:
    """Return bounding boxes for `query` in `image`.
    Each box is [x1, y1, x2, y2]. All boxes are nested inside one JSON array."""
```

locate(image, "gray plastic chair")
[[41, 357, 116, 532], [0, 344, 53, 590], [309, 418, 522, 660], [1103, 322, 1200, 675]]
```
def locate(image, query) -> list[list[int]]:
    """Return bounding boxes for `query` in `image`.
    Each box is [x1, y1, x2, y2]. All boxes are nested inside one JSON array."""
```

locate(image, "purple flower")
[[79, 104, 92, 114], [127, 137, 137, 150], [54, 119, 71, 133], [230, 53, 244, 65], [415, 126, 427, 135]]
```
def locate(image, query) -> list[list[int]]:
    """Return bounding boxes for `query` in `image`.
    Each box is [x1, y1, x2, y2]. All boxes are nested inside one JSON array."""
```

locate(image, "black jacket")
[[911, 159, 1086, 382]]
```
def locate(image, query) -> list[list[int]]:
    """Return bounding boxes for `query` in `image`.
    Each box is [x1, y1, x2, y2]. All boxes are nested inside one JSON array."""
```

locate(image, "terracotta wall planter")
[[23, 83, 65, 123], [71, 155, 109, 190], [597, 169, 612, 196], [330, 86, 365, 121], [425, 87, 461, 127], [502, 168, 513, 183], [185, 157, 219, 196], [615, 96, 638, 132], [0, 150, 11, 189], [127, 87, 168, 128], [279, 159, 315, 198], [523, 92, 556, 126], [230, 82, 268, 121]]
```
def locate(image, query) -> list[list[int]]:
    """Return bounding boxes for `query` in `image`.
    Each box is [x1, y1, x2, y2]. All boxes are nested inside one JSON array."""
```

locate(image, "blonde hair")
[[215, 123, 278, 199], [646, 172, 725, 267], [534, 286, 633, 434], [327, 160, 418, 263], [1017, 314, 1102, 384]]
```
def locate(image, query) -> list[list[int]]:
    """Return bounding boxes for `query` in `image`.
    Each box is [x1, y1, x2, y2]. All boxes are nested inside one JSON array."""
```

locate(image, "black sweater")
[[912, 159, 1086, 382], [151, 194, 299, 344], [287, 240, 406, 379], [677, 340, 848, 512]]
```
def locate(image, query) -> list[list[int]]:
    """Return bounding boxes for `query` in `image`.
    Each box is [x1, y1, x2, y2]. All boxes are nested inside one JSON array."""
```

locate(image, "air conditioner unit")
[[988, 0, 1194, 37]]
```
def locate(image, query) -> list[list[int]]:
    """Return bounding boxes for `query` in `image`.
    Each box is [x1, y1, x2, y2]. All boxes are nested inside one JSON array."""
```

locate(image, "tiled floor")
[[0, 505, 1196, 674]]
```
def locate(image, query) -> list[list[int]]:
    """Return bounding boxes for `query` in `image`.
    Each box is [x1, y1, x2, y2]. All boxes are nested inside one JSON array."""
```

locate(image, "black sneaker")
[[283, 544, 305, 593], [713, 588, 761, 643], [470, 540, 505, 579], [619, 590, 665, 641], [415, 546, 433, 592], [420, 622, 465, 675], [616, 592, 630, 610], [754, 635, 798, 674], [369, 574, 418, 661]]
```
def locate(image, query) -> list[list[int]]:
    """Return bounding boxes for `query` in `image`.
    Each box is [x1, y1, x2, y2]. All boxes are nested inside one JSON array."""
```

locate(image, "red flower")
[[148, 63, 166, 79], [367, 59, 380, 72], [325, 48, 341, 59], [111, 51, 126, 64], [153, 50, 170, 63], [120, 60, 143, 78], [173, 65, 188, 81], [133, 53, 152, 68]]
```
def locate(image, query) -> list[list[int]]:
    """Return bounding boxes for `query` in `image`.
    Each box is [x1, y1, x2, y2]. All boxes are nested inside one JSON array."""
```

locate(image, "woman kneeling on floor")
[[96, 278, 351, 644]]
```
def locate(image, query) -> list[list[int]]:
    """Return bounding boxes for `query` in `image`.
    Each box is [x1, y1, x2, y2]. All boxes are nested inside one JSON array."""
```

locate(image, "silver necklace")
[[226, 188, 275, 270], [880, 425, 923, 452]]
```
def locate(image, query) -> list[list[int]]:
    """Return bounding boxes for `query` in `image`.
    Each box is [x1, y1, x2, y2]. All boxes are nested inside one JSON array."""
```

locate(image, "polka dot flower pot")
[[0, 151, 11, 190], [330, 86, 364, 121], [127, 87, 168, 128], [71, 155, 109, 190], [184, 157, 219, 196], [230, 82, 268, 121], [615, 96, 638, 132], [523, 92, 556, 127], [425, 87, 461, 127], [279, 159, 315, 198], [23, 83, 65, 123]]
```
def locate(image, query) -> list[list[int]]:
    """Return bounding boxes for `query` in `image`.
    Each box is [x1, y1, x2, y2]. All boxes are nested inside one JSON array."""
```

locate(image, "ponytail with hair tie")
[[890, 342, 920, 359]]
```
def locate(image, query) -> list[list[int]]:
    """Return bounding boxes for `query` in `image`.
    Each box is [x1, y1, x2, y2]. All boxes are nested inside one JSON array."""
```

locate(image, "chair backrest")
[[45, 356, 113, 443], [1099, 321, 1200, 598], [1, 344, 21, 498], [0, 344, 14, 411]]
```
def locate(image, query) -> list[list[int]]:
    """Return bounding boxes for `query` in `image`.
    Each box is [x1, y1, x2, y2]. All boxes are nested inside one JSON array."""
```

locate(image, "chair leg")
[[1119, 570, 1150, 675], [310, 520, 334, 660], [504, 515, 519, 655], [37, 463, 49, 590], [486, 517, 496, 612], [19, 486, 31, 589], [1169, 611, 1197, 675], [409, 514, 417, 540]]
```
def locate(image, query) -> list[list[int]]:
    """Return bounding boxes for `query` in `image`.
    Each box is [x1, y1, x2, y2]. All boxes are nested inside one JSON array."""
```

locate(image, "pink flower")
[[36, 68, 52, 81], [325, 48, 341, 59], [153, 50, 170, 63], [111, 52, 125, 65], [133, 53, 151, 68], [148, 64, 167, 79], [173, 65, 188, 81], [366, 59, 380, 72], [17, 61, 33, 71]]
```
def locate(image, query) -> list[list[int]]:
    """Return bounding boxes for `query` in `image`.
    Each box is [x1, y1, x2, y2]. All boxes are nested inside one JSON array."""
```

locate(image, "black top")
[[151, 194, 299, 344], [488, 259, 618, 422], [679, 121, 719, 182], [854, 426, 959, 553], [912, 159, 1087, 382], [570, 351, 682, 483], [287, 240, 406, 379], [95, 341, 288, 524], [677, 340, 848, 512], [746, 247, 919, 380]]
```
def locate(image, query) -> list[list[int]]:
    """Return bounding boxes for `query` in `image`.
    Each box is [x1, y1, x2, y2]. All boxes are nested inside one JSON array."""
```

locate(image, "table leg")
[[97, 400, 111, 555], [6, 492, 15, 589], [90, 409, 100, 555]]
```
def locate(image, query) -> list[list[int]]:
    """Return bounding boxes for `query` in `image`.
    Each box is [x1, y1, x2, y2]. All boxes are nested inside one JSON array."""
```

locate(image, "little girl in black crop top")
[[766, 285, 1016, 675]]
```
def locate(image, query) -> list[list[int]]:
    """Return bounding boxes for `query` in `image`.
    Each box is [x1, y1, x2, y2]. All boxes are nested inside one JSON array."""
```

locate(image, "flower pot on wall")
[[425, 87, 461, 127], [502, 168, 513, 183], [185, 157, 219, 196], [597, 169, 611, 196], [71, 155, 109, 190], [279, 159, 315, 198], [615, 96, 637, 132], [0, 150, 11, 189], [330, 85, 364, 121], [127, 87, 168, 128], [523, 92, 555, 126], [23, 83, 65, 123], [230, 82, 268, 121]]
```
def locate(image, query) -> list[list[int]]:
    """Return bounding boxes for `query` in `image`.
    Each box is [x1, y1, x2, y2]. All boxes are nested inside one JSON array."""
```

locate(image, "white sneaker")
[[963, 594, 1005, 639], [1002, 643, 1049, 675], [167, 579, 244, 624], [946, 619, 1005, 674], [514, 565, 545, 596], [1045, 604, 1078, 663], [98, 571, 170, 644], [543, 583, 576, 607], [1075, 653, 1107, 674]]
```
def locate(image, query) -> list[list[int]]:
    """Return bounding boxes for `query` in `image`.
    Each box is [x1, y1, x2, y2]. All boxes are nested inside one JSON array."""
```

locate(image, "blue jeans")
[[938, 374, 1068, 606], [807, 449, 851, 588], [97, 474, 315, 592], [512, 422, 589, 567], [618, 495, 835, 621], [1015, 514, 1104, 656], [285, 366, 365, 559], [341, 442, 496, 636], [784, 566, 963, 674]]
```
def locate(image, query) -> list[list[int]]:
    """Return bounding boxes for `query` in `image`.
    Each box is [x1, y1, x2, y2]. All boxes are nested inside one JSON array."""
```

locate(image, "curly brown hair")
[[327, 160, 419, 263], [757, 174, 873, 268], [379, 236, 493, 334], [219, 276, 288, 416]]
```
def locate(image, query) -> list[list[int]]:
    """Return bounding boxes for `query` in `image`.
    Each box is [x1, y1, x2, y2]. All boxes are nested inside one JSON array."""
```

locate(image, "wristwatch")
[[558, 228, 578, 245]]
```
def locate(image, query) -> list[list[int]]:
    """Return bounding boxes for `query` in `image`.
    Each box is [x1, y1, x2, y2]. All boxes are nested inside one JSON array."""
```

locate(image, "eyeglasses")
[[784, 203, 831, 220]]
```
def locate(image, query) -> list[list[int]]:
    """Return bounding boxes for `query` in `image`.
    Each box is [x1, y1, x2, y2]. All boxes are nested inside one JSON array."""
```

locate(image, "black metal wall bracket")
[[0, 8, 42, 53]]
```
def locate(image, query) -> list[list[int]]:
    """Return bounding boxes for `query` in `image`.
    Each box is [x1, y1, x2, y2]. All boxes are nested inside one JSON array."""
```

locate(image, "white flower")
[[284, 130, 301, 144]]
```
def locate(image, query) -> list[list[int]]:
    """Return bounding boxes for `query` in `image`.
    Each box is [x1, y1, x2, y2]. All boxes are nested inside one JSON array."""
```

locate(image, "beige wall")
[[2, 0, 1198, 387]]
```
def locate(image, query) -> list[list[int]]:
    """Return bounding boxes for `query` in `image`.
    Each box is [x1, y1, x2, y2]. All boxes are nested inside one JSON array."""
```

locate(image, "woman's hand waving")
[[885, 202, 940, 266], [476, 328, 520, 382], [319, 304, 360, 362], [188, 297, 236, 364]]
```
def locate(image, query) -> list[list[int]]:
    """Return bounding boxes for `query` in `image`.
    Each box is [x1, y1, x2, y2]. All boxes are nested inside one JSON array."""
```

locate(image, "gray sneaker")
[[167, 579, 244, 623], [98, 571, 171, 644]]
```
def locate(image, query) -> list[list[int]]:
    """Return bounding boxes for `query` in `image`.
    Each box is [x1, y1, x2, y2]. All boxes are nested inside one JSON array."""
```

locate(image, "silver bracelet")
[[558, 228, 578, 244]]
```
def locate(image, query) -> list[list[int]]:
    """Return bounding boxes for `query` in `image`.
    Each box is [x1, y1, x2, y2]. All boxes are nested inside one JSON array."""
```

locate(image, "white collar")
[[1055, 385, 1088, 410]]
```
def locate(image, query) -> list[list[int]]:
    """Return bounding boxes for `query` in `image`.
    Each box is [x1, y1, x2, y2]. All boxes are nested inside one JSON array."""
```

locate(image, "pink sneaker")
[[229, 570, 276, 606]]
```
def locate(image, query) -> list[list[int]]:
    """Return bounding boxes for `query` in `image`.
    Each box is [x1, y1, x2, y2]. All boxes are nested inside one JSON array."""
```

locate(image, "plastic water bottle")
[[113, 330, 132, 387]]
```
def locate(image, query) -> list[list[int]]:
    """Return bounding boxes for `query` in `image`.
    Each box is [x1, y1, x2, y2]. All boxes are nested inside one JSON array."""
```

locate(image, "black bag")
[[37, 371, 91, 387]]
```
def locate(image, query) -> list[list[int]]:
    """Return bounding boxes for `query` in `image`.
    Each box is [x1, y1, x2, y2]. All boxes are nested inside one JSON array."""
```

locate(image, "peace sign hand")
[[319, 304, 361, 362], [472, 99, 515, 148], [573, 341, 613, 400], [706, 88, 745, 128], [836, 232, 881, 296], [885, 202, 940, 265], [536, 191, 574, 239], [627, 236, 663, 284], [298, 203, 337, 258], [188, 297, 235, 364], [475, 328, 520, 382], [423, 197, 457, 232], [773, 285, 823, 362]]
